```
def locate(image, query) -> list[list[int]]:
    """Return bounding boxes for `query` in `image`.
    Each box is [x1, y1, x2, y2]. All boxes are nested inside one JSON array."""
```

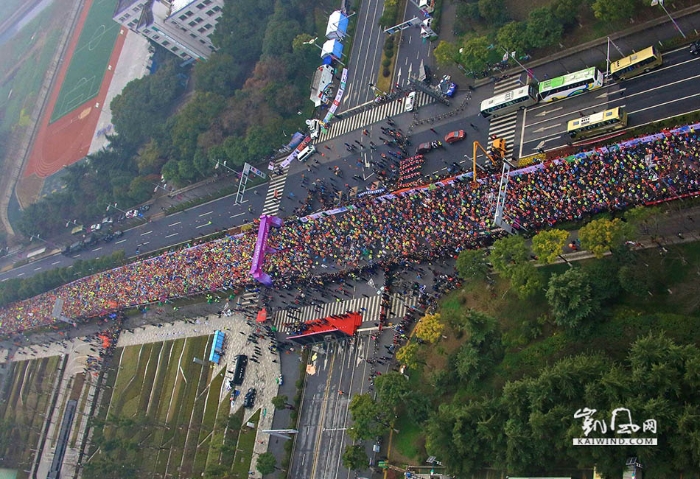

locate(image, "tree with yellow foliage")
[[396, 342, 421, 370], [414, 313, 444, 344]]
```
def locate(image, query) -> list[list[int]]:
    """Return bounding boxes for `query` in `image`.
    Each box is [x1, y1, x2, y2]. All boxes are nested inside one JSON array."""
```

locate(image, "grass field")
[[0, 356, 63, 476], [49, 0, 120, 123], [0, 1, 67, 140], [85, 334, 257, 478]]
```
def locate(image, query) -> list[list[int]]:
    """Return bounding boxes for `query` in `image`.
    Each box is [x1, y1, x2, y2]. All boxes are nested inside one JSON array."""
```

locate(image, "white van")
[[405, 91, 416, 112], [297, 144, 316, 162]]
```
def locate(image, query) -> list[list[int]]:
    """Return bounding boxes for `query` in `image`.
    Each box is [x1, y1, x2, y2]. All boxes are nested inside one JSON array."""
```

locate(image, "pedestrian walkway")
[[262, 158, 289, 216], [317, 92, 434, 142], [270, 293, 418, 332], [487, 76, 522, 158]]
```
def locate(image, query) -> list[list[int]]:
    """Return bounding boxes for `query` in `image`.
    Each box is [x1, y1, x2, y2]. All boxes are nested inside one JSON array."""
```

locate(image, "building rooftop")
[[114, 0, 139, 16], [171, 0, 195, 14]]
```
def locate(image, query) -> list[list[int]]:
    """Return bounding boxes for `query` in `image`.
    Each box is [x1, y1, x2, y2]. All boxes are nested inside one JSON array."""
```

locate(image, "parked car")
[[444, 130, 466, 144], [438, 75, 457, 97], [101, 216, 113, 225], [243, 388, 257, 408], [139, 204, 150, 212], [62, 241, 84, 256], [88, 223, 101, 233], [113, 230, 124, 238], [125, 209, 140, 219], [416, 142, 432, 155], [404, 91, 416, 112]]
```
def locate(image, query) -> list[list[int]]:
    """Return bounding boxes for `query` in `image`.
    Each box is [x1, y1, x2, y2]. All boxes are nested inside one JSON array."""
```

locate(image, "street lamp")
[[651, 0, 686, 38], [484, 45, 539, 83], [214, 159, 237, 174]]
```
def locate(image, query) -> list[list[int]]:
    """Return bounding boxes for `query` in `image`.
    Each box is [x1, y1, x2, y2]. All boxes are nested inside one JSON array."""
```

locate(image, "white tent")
[[320, 39, 343, 61], [326, 11, 349, 40]]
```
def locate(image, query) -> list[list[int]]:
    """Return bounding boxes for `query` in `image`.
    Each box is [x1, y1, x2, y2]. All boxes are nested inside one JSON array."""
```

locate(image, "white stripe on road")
[[34, 267, 42, 271], [92, 247, 102, 252], [199, 211, 213, 217], [165, 232, 178, 238], [168, 221, 181, 227], [51, 261, 60, 265], [115, 239, 126, 244], [196, 223, 209, 229], [141, 230, 153, 236], [230, 212, 245, 218]]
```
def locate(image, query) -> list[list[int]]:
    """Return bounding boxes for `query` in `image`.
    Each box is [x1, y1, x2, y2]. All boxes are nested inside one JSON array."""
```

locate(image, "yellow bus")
[[567, 107, 628, 139], [610, 46, 662, 80]]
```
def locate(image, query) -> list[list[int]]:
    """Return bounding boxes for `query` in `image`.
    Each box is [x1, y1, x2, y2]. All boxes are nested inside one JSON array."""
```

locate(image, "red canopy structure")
[[256, 308, 268, 323], [288, 312, 363, 345]]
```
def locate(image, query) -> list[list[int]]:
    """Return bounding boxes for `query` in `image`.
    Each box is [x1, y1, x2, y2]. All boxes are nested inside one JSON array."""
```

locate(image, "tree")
[[348, 394, 389, 440], [496, 22, 528, 53], [545, 268, 599, 329], [456, 249, 490, 280], [457, 36, 494, 74], [271, 395, 289, 410], [618, 265, 654, 296], [375, 371, 410, 408], [490, 234, 530, 276], [592, 0, 636, 22], [532, 229, 569, 264], [256, 452, 277, 475], [550, 0, 581, 26], [524, 7, 562, 49], [578, 218, 630, 258], [414, 313, 444, 343], [396, 342, 421, 370], [478, 0, 509, 25], [509, 263, 544, 299], [433, 40, 460, 67], [342, 444, 368, 471]]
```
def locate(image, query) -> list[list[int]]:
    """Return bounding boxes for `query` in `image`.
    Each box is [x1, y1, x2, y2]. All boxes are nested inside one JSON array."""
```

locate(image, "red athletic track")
[[23, 0, 126, 179]]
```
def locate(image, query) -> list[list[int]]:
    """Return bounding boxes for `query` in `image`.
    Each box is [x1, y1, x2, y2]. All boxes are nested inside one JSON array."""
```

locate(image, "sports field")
[[49, 0, 120, 123], [87, 336, 256, 478], [0, 356, 63, 471]]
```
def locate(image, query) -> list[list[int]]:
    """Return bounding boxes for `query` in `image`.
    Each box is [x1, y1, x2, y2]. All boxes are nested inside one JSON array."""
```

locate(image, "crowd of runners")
[[0, 128, 697, 338]]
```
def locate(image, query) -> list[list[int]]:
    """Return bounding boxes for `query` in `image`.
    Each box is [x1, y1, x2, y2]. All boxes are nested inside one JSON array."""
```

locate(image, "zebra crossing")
[[487, 77, 522, 158], [261, 159, 289, 216], [317, 92, 434, 143], [269, 292, 419, 332]]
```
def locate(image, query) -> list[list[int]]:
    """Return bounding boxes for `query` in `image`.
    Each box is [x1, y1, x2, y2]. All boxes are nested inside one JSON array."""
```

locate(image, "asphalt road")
[[393, 1, 433, 87], [342, 0, 386, 109], [289, 332, 385, 479], [516, 47, 700, 156]]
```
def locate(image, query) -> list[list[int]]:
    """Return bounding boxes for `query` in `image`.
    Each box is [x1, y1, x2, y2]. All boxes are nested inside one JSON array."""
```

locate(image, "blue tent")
[[326, 11, 349, 40], [321, 39, 343, 61]]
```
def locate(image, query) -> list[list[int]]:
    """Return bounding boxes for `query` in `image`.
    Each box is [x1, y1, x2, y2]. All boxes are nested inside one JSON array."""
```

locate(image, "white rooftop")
[[171, 0, 194, 13]]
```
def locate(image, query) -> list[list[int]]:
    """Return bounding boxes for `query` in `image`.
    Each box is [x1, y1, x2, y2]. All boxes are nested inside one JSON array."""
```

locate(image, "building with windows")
[[113, 0, 223, 61]]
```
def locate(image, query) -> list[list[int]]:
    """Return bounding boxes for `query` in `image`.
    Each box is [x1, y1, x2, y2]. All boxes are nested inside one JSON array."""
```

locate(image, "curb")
[[474, 4, 700, 88]]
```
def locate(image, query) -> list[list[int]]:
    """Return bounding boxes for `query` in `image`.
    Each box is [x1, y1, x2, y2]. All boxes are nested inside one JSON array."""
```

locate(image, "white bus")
[[537, 67, 604, 103], [480, 84, 538, 119]]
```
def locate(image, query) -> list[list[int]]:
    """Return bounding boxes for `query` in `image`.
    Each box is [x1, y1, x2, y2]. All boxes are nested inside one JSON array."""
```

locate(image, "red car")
[[444, 130, 466, 144]]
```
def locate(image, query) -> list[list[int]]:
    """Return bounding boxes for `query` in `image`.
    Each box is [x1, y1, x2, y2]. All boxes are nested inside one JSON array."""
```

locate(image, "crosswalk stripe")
[[487, 78, 523, 157], [317, 93, 436, 142], [261, 157, 290, 216], [267, 293, 420, 332]]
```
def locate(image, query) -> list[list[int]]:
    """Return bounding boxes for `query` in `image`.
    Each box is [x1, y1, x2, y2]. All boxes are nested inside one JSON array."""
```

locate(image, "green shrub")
[[382, 57, 392, 68], [383, 67, 391, 77]]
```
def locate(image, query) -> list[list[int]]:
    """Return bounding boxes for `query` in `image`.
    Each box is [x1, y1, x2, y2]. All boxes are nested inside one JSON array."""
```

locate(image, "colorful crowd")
[[0, 128, 698, 337]]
